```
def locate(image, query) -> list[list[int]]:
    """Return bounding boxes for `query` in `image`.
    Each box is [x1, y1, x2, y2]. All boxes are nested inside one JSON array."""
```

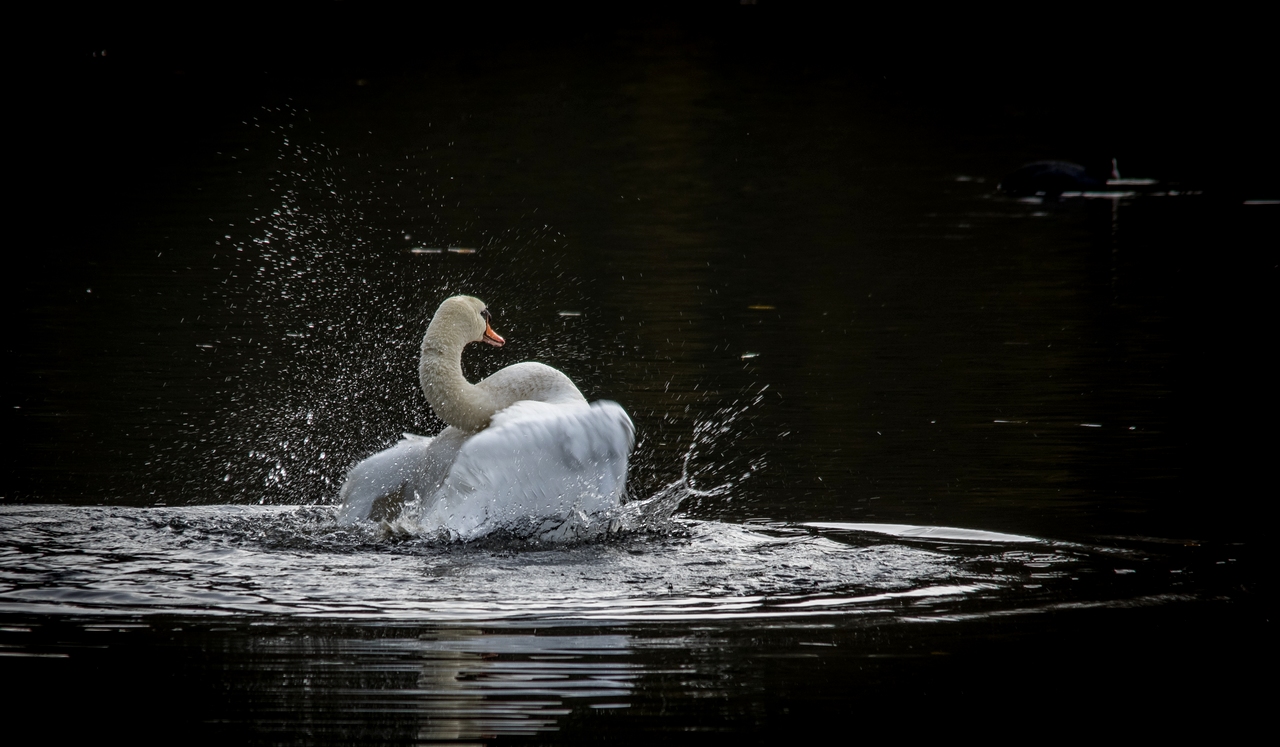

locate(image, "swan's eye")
[[480, 308, 492, 323]]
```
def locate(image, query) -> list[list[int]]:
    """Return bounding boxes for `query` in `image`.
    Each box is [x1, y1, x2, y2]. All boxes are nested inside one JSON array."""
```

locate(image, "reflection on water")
[[413, 632, 635, 739]]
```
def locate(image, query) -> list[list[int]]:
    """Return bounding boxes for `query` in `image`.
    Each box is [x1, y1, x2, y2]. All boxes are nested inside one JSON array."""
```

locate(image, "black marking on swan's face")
[[478, 306, 505, 347]]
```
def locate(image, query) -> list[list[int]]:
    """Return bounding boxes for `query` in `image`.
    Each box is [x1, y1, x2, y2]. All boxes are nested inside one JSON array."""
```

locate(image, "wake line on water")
[[1, 499, 1221, 625]]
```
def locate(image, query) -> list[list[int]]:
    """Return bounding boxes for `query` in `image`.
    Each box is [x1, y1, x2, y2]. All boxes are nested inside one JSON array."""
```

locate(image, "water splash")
[[612, 406, 761, 536], [144, 105, 589, 507], [629, 384, 770, 517]]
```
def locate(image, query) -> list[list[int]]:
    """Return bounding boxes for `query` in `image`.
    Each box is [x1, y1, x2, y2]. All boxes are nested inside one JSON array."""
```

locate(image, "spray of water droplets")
[[147, 105, 586, 506]]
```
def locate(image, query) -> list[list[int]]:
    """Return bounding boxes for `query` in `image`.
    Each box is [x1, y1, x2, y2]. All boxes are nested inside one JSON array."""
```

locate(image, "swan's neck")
[[419, 335, 497, 433]]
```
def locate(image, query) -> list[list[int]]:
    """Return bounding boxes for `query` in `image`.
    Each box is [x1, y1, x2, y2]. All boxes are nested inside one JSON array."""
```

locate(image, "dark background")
[[2, 5, 1272, 743], [11, 2, 1275, 513]]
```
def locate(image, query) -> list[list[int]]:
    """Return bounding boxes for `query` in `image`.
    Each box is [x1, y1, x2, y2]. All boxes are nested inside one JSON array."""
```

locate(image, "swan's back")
[[478, 361, 586, 408]]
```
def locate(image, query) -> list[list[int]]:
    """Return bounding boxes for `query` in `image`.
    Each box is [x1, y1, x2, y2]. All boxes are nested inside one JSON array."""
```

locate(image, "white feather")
[[336, 295, 635, 541], [414, 401, 633, 540]]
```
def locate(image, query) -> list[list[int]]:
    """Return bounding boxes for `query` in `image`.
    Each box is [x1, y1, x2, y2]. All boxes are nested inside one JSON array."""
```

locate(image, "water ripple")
[[0, 504, 1214, 625]]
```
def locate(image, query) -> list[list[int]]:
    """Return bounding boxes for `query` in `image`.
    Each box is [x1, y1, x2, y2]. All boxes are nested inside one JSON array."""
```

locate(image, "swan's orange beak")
[[482, 323, 505, 347]]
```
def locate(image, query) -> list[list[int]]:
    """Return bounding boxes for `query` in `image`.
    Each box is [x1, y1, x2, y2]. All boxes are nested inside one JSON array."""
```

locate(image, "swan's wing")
[[336, 429, 467, 526], [417, 400, 634, 540]]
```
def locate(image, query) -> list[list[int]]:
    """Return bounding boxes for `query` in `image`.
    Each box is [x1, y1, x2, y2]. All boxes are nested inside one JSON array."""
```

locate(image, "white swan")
[[336, 295, 634, 541]]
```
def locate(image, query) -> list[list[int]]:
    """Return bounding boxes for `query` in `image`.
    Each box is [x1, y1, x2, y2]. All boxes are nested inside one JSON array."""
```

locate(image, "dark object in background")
[[998, 160, 1117, 196]]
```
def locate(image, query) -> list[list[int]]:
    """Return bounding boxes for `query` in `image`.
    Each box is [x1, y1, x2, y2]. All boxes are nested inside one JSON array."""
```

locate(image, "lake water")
[[5, 12, 1271, 743]]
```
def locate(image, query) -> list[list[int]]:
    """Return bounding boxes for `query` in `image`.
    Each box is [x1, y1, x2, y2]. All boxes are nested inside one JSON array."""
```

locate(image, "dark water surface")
[[6, 11, 1273, 743]]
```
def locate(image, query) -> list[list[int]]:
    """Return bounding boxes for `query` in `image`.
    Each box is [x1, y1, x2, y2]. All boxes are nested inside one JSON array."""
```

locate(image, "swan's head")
[[427, 295, 505, 349]]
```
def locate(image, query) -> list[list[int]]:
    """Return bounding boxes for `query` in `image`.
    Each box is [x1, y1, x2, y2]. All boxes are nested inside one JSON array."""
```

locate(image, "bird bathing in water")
[[336, 295, 634, 541]]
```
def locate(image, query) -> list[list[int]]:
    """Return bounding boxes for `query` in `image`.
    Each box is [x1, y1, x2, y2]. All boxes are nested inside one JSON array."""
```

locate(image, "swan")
[[336, 295, 634, 541]]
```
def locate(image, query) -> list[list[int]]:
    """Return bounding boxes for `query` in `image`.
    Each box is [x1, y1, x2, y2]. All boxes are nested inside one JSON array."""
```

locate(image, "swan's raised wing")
[[416, 400, 634, 541], [336, 429, 466, 526]]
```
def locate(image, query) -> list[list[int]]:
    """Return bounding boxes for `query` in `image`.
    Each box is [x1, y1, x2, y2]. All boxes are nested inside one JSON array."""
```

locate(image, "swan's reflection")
[[413, 628, 635, 740]]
